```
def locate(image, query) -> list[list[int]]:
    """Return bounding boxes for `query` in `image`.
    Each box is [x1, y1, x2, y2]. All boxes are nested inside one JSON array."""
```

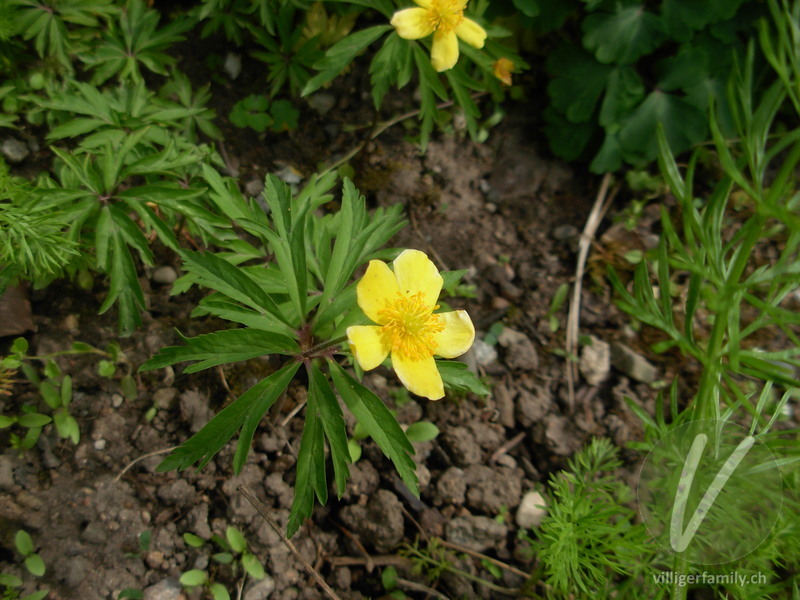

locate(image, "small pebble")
[[152, 266, 177, 285], [516, 491, 547, 529], [1, 137, 29, 163], [94, 439, 107, 450], [111, 394, 123, 408]]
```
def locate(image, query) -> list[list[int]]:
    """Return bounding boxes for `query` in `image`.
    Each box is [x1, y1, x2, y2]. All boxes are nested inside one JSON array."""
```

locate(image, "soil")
[[0, 32, 680, 600]]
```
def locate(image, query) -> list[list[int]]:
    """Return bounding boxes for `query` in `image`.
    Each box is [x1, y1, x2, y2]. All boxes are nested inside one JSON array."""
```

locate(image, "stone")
[[1, 137, 29, 163], [516, 386, 552, 428], [306, 92, 336, 115], [156, 479, 196, 506], [610, 342, 658, 383], [464, 465, 522, 515], [153, 387, 178, 410], [435, 467, 466, 505], [440, 426, 481, 466], [224, 52, 242, 79], [516, 491, 547, 529], [152, 266, 177, 285], [243, 574, 276, 599], [179, 389, 214, 433], [445, 515, 507, 553], [497, 328, 538, 371], [580, 335, 611, 386], [339, 489, 404, 553], [143, 577, 183, 600]]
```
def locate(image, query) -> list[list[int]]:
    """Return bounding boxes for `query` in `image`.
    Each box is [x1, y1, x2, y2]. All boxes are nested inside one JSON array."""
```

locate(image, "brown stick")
[[238, 486, 343, 600], [565, 172, 617, 411]]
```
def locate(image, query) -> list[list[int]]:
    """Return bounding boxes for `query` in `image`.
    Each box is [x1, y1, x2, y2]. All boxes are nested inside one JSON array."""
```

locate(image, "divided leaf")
[[156, 361, 300, 473]]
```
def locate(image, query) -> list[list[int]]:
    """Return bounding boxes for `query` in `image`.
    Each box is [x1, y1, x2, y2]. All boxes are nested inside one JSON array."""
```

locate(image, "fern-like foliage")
[[0, 160, 78, 293]]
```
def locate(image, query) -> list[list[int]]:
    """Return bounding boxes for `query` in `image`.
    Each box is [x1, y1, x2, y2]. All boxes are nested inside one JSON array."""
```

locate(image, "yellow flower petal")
[[430, 30, 459, 72], [392, 352, 445, 400], [455, 17, 486, 48], [391, 7, 435, 40], [433, 310, 475, 358], [357, 259, 400, 324], [412, 0, 434, 7], [392, 249, 443, 310], [347, 325, 391, 371]]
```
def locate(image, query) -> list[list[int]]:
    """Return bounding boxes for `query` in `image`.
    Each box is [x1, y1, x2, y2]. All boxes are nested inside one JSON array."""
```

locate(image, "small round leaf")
[[179, 569, 207, 587], [25, 553, 46, 577]]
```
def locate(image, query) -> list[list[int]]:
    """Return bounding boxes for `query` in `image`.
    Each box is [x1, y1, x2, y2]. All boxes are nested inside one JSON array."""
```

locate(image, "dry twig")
[[565, 173, 618, 411]]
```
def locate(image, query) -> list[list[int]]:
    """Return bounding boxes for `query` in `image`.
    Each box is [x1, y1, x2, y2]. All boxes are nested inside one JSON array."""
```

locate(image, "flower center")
[[378, 292, 444, 361], [427, 0, 465, 35]]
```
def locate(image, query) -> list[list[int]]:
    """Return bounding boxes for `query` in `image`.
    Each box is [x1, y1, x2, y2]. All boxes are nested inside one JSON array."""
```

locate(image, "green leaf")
[[22, 591, 49, 600], [370, 32, 413, 109], [405, 421, 440, 443], [543, 106, 595, 161], [140, 328, 299, 374], [262, 175, 308, 320], [303, 25, 392, 96], [329, 362, 418, 496], [117, 588, 145, 600], [547, 43, 612, 122], [209, 583, 231, 600], [437, 361, 490, 396], [178, 250, 293, 333], [17, 413, 52, 428], [382, 566, 398, 591], [183, 532, 205, 548], [54, 411, 80, 444], [599, 66, 644, 127], [241, 553, 266, 579], [308, 363, 350, 498], [287, 398, 327, 538], [618, 90, 707, 163], [24, 554, 45, 577], [0, 573, 22, 587], [213, 552, 234, 564], [39, 381, 60, 409], [348, 439, 362, 463], [157, 361, 300, 473], [179, 569, 208, 587], [15, 530, 34, 555], [0, 415, 16, 428], [225, 526, 247, 554], [583, 5, 665, 64], [269, 99, 299, 132]]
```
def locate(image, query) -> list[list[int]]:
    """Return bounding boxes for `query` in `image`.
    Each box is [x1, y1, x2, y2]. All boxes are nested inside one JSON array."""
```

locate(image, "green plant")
[[302, 0, 526, 147], [140, 172, 487, 536], [602, 3, 800, 596], [0, 337, 129, 450], [0, 160, 79, 293], [542, 0, 766, 173], [78, 0, 191, 85], [9, 0, 119, 70], [251, 3, 324, 98], [180, 527, 266, 600], [522, 438, 659, 599], [229, 95, 299, 133]]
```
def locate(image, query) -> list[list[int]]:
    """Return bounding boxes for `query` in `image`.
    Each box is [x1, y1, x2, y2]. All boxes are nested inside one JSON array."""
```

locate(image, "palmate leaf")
[[155, 361, 300, 473], [329, 361, 418, 497], [583, 5, 665, 65], [618, 90, 707, 163], [437, 361, 490, 396], [546, 43, 612, 123], [140, 328, 299, 374]]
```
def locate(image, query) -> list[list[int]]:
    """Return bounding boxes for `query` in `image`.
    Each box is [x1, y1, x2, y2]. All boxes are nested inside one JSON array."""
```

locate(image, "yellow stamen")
[[427, 0, 464, 34], [378, 292, 444, 361]]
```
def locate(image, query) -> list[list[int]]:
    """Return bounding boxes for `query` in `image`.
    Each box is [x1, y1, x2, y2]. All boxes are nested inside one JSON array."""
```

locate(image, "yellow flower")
[[390, 0, 487, 72], [347, 249, 475, 400]]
